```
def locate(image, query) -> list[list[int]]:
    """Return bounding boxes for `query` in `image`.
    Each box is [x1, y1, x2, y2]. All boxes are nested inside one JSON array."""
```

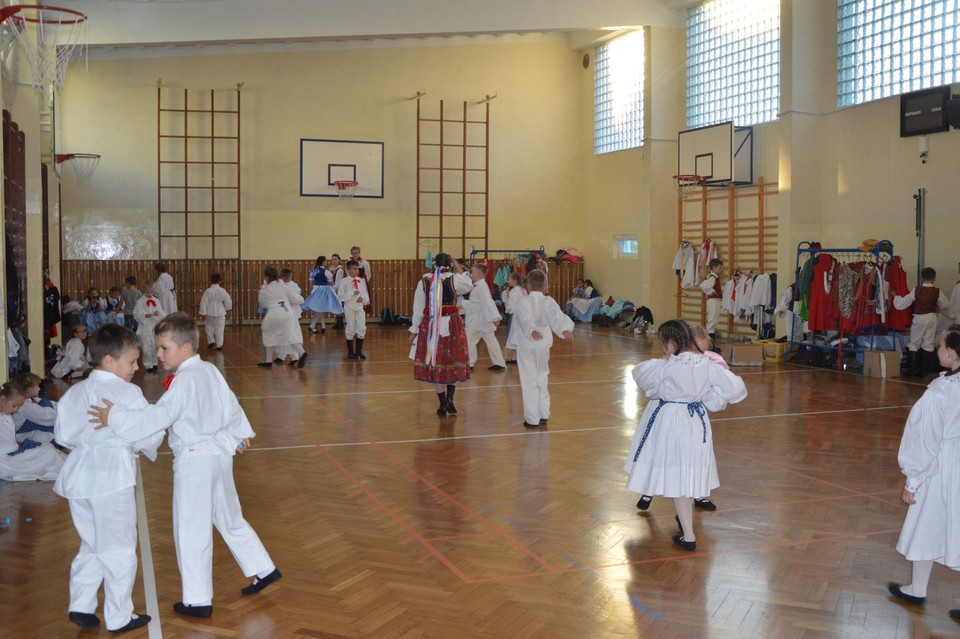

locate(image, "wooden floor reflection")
[[2, 324, 956, 638]]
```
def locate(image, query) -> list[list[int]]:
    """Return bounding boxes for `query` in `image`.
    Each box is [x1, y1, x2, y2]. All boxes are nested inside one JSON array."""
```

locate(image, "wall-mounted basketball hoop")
[[0, 4, 87, 91], [56, 153, 100, 186], [334, 180, 358, 199], [672, 174, 705, 197]]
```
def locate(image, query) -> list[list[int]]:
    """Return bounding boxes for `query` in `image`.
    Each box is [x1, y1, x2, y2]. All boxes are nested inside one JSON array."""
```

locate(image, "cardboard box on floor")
[[723, 343, 764, 366], [863, 350, 900, 378]]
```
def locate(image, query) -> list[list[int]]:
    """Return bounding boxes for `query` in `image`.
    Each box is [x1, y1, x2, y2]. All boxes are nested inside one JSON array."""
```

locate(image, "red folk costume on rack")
[[885, 256, 912, 331], [807, 254, 839, 332]]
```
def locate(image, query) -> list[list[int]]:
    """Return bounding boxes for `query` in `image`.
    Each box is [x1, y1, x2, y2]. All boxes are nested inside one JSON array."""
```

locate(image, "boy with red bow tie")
[[336, 260, 370, 360], [132, 281, 164, 373], [350, 245, 373, 313]]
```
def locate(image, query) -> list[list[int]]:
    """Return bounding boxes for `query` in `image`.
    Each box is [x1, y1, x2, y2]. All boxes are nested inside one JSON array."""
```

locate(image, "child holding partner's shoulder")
[[133, 281, 164, 373], [513, 269, 574, 428], [198, 273, 233, 351], [52, 323, 91, 380], [303, 256, 343, 334], [89, 314, 282, 619], [335, 260, 370, 360], [464, 263, 507, 371], [635, 325, 726, 513], [624, 320, 747, 551], [121, 276, 141, 331], [54, 323, 163, 633], [257, 267, 307, 368], [0, 382, 65, 481], [888, 324, 960, 622], [12, 372, 58, 446]]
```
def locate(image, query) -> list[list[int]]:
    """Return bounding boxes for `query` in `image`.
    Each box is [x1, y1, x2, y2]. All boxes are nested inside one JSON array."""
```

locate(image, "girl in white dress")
[[624, 319, 747, 551], [258, 267, 307, 368], [0, 383, 65, 481], [153, 262, 178, 315], [888, 324, 960, 622]]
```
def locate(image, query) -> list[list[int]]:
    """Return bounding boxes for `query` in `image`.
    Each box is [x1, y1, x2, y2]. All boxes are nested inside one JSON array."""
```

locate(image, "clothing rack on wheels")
[[468, 245, 580, 301], [790, 240, 899, 371]]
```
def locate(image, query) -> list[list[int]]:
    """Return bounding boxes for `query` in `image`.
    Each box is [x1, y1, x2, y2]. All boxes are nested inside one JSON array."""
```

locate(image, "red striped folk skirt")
[[413, 312, 471, 385]]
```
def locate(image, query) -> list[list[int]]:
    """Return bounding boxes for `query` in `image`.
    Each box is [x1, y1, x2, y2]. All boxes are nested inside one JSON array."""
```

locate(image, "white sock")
[[674, 497, 695, 541], [902, 560, 934, 597]]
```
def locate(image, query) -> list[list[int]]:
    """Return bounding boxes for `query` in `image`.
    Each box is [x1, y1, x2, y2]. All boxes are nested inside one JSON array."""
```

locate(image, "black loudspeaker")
[[947, 96, 960, 129]]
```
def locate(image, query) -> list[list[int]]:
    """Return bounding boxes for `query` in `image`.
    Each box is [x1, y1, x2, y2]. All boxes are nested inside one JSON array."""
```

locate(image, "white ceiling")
[[46, 0, 684, 50]]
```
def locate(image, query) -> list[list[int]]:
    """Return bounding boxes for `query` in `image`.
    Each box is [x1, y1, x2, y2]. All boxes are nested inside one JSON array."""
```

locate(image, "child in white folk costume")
[[133, 281, 165, 373], [54, 324, 163, 633], [198, 273, 233, 351], [303, 255, 343, 334], [464, 263, 507, 371], [276, 268, 307, 365], [888, 324, 960, 622], [52, 323, 91, 380], [257, 267, 307, 368], [153, 261, 178, 315], [12, 372, 58, 445], [89, 315, 282, 619], [503, 272, 526, 364], [336, 260, 370, 360], [0, 383, 65, 481], [624, 320, 747, 551], [513, 269, 574, 428]]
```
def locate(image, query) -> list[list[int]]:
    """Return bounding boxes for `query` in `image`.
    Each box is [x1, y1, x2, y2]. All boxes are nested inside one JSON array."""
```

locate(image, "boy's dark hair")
[[264, 267, 278, 282], [154, 313, 199, 351], [471, 263, 488, 275], [210, 273, 221, 284], [125, 275, 137, 286], [921, 267, 937, 281], [154, 261, 167, 273], [280, 268, 294, 281], [658, 319, 694, 354], [943, 325, 960, 377], [709, 258, 723, 270], [87, 287, 98, 296], [345, 260, 359, 270], [527, 269, 546, 291], [88, 323, 142, 367], [109, 286, 120, 294]]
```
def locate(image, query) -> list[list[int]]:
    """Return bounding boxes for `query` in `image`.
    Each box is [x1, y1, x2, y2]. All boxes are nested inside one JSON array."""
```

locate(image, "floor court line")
[[135, 459, 163, 638]]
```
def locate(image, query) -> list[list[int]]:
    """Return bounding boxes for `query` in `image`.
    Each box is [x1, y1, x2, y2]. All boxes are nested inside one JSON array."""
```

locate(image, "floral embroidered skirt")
[[413, 313, 471, 385]]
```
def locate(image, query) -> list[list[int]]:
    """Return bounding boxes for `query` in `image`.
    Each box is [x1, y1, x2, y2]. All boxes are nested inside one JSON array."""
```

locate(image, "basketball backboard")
[[678, 121, 753, 185]]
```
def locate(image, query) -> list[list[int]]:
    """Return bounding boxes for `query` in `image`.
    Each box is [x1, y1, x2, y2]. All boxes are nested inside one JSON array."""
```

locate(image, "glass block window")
[[838, 0, 960, 107], [686, 0, 780, 128], [594, 30, 644, 154]]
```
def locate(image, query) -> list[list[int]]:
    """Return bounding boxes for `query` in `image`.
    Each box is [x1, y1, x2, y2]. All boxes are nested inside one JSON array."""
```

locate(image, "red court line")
[[228, 347, 476, 583]]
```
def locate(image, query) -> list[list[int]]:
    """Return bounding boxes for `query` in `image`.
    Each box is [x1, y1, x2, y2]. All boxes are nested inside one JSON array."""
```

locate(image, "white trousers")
[[205, 315, 226, 347], [908, 313, 938, 351], [344, 304, 367, 339], [67, 487, 138, 631], [139, 334, 158, 368], [173, 454, 274, 605], [706, 298, 721, 334], [517, 345, 551, 424], [467, 329, 506, 367]]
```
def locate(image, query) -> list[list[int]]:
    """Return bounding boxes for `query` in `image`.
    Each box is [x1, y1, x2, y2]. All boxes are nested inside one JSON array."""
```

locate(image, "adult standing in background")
[[154, 262, 178, 316], [350, 246, 373, 314]]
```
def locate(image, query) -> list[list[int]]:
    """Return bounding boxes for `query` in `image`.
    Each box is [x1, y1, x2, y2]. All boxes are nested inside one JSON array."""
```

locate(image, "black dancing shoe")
[[298, 353, 308, 368], [173, 602, 213, 618], [694, 498, 717, 511], [488, 365, 506, 371], [522, 421, 540, 428], [69, 611, 101, 628], [241, 568, 282, 595], [949, 609, 960, 621], [672, 534, 697, 551], [636, 495, 652, 510], [109, 614, 150, 634], [273, 357, 284, 364], [888, 582, 925, 606], [539, 419, 548, 425], [257, 361, 273, 368], [207, 343, 216, 350]]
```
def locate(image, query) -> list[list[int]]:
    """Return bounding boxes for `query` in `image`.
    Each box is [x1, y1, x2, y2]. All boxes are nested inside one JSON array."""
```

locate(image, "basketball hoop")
[[673, 174, 705, 196], [334, 180, 358, 199], [56, 153, 100, 186], [0, 5, 88, 91]]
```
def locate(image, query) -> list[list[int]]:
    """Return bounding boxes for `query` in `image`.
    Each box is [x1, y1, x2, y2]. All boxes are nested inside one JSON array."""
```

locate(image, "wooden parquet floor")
[[1, 324, 957, 638]]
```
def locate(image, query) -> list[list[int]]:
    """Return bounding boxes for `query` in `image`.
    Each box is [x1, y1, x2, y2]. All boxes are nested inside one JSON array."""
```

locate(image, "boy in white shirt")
[[90, 314, 281, 619], [513, 270, 574, 428], [336, 260, 370, 360], [132, 281, 164, 373], [464, 263, 507, 371], [699, 258, 723, 349], [198, 273, 233, 351], [54, 323, 163, 633]]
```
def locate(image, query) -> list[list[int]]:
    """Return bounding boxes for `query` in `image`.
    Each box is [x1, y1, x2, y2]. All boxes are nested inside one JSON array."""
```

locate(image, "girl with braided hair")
[[624, 319, 747, 551], [888, 325, 960, 622], [409, 253, 474, 416]]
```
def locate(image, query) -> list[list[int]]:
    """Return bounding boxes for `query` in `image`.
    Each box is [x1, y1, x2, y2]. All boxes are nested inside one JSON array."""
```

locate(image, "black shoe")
[[308, 327, 318, 333], [147, 366, 158, 373], [321, 328, 326, 334], [445, 386, 457, 415], [888, 582, 925, 606], [217, 347, 223, 351], [949, 609, 960, 621], [173, 602, 213, 618], [672, 534, 696, 551], [436, 392, 448, 416], [505, 359, 518, 365], [523, 421, 540, 428], [273, 358, 284, 364], [489, 365, 506, 371], [241, 568, 282, 595], [539, 419, 547, 425], [257, 362, 273, 367], [346, 340, 356, 360], [69, 611, 101, 628], [298, 353, 308, 369], [636, 495, 652, 510], [356, 338, 366, 359], [207, 343, 216, 350], [109, 614, 150, 634], [288, 357, 298, 366], [694, 498, 717, 511]]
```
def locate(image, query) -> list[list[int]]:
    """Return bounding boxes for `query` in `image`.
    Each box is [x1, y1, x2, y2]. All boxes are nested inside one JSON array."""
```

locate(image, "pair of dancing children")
[[54, 319, 280, 633], [624, 320, 748, 551]]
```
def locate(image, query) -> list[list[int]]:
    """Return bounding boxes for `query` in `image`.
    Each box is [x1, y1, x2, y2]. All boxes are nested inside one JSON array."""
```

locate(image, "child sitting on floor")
[[11, 372, 57, 446], [51, 323, 91, 380]]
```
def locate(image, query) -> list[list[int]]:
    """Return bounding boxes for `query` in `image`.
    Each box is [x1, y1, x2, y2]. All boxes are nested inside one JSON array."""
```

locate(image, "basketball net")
[[335, 180, 358, 199], [57, 153, 100, 186], [0, 5, 88, 92], [673, 174, 704, 197]]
